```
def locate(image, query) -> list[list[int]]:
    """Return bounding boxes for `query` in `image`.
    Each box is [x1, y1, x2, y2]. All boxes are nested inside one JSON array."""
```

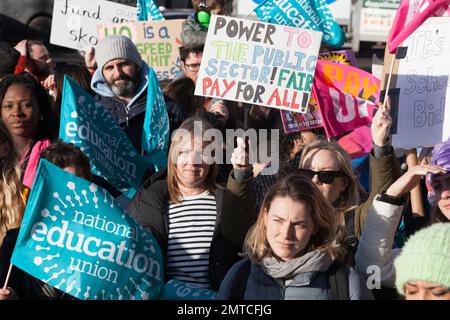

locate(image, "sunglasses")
[[298, 169, 346, 184]]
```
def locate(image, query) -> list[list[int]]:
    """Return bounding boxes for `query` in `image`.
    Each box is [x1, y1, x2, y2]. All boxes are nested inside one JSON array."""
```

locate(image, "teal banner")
[[254, 0, 346, 47], [11, 160, 164, 300], [59, 75, 149, 197], [137, 0, 165, 21], [141, 68, 170, 170]]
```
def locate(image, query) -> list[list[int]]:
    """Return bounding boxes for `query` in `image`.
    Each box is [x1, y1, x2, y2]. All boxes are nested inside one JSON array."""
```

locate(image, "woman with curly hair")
[[0, 73, 53, 188]]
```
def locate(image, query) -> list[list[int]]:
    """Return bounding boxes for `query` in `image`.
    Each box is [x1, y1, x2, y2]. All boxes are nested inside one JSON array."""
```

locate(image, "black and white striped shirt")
[[166, 191, 217, 288]]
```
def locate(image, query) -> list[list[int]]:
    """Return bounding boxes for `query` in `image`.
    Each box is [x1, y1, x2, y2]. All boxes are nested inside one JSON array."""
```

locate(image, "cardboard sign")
[[387, 18, 450, 148], [98, 20, 183, 81], [280, 96, 323, 133], [50, 0, 136, 50], [280, 49, 358, 133], [319, 49, 357, 67], [195, 15, 322, 113], [12, 160, 164, 300], [359, 0, 401, 42]]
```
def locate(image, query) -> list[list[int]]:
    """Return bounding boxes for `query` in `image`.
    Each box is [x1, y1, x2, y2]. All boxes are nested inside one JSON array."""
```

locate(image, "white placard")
[[194, 15, 322, 113], [392, 18, 450, 149], [50, 0, 136, 50]]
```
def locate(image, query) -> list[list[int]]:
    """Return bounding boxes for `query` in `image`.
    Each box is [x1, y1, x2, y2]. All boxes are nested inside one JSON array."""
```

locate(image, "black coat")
[[127, 179, 242, 290], [0, 229, 74, 300]]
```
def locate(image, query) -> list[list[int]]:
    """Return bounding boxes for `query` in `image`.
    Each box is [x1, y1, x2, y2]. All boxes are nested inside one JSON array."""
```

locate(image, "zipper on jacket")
[[113, 96, 130, 126]]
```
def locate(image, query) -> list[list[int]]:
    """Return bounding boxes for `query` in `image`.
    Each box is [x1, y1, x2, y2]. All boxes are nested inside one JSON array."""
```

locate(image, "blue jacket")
[[216, 258, 374, 300]]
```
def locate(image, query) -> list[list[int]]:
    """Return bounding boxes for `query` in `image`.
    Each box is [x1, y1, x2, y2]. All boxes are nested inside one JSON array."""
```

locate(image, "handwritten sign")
[[194, 15, 322, 113], [280, 49, 357, 133], [392, 17, 450, 148], [359, 0, 401, 42], [12, 160, 164, 300], [97, 20, 183, 81], [50, 0, 136, 50]]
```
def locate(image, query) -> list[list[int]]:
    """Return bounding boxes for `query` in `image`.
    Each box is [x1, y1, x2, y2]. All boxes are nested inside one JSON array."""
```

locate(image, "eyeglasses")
[[184, 63, 201, 72], [298, 169, 346, 184]]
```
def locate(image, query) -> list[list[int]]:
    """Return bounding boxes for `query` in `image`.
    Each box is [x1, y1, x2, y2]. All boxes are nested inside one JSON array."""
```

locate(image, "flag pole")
[[243, 0, 268, 19], [2, 264, 13, 289], [382, 54, 396, 109]]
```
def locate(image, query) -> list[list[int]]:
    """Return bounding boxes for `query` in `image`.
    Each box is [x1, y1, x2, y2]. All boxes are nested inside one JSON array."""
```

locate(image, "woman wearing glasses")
[[297, 104, 401, 264]]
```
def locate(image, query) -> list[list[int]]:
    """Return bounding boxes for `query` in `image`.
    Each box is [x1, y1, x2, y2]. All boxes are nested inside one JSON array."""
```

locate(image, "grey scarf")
[[260, 250, 334, 279]]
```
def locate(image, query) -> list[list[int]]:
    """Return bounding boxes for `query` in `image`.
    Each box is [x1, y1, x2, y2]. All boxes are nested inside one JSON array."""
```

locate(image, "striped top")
[[166, 191, 217, 288]]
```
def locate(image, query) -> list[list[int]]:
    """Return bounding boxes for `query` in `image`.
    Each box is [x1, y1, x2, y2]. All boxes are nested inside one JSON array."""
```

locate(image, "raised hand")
[[84, 46, 97, 70], [209, 100, 229, 121], [0, 287, 18, 300], [14, 40, 27, 56], [386, 164, 447, 198], [372, 96, 393, 147], [231, 137, 249, 171]]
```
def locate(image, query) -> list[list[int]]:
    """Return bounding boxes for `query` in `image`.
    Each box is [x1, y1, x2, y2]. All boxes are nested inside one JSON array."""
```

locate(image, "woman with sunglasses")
[[297, 104, 401, 264], [222, 104, 401, 264]]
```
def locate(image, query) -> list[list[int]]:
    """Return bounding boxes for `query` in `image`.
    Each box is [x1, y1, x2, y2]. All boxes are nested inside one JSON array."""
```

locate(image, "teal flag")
[[141, 68, 170, 170], [11, 160, 164, 300], [254, 0, 346, 47], [137, 0, 165, 21], [59, 75, 148, 197], [161, 280, 216, 300]]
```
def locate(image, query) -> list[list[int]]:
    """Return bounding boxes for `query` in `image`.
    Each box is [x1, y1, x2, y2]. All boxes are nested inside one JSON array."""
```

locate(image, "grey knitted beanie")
[[95, 35, 142, 72]]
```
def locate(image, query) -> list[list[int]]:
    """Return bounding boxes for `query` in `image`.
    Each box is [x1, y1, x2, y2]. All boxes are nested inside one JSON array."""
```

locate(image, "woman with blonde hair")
[[222, 103, 401, 267], [0, 119, 25, 246], [216, 173, 373, 300], [128, 116, 255, 290], [298, 105, 401, 260]]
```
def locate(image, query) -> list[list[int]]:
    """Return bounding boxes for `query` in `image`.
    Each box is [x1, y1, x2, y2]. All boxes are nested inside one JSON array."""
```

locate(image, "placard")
[[98, 20, 183, 81], [195, 15, 322, 113], [50, 0, 135, 50]]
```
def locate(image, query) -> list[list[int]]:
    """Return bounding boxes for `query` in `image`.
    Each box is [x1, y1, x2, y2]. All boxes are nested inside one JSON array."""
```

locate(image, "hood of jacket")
[[91, 60, 150, 108]]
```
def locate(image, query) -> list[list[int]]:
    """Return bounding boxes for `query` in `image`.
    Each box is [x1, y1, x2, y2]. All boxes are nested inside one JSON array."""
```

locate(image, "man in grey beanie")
[[90, 35, 187, 158], [90, 35, 152, 153]]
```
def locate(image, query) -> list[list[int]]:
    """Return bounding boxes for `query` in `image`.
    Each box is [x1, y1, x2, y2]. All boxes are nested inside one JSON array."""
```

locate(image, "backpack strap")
[[327, 260, 350, 300], [228, 259, 251, 300]]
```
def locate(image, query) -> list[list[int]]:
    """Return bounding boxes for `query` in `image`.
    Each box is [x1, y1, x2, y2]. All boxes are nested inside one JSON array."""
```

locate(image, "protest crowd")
[[0, 0, 449, 302]]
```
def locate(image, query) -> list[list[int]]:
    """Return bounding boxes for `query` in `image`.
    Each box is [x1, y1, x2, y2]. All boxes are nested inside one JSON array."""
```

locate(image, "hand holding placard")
[[371, 97, 392, 147], [231, 137, 250, 171]]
